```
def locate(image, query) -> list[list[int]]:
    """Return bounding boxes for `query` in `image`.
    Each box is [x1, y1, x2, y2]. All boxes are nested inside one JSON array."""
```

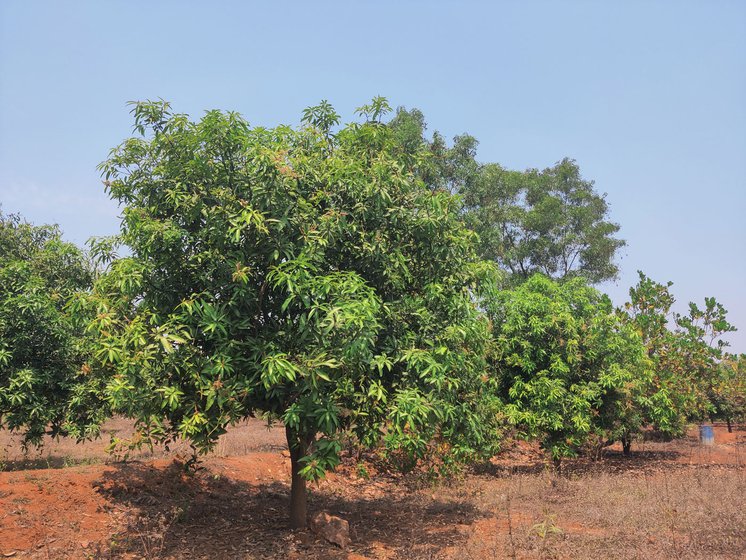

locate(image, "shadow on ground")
[[93, 461, 483, 559], [0, 456, 104, 471], [472, 449, 696, 480]]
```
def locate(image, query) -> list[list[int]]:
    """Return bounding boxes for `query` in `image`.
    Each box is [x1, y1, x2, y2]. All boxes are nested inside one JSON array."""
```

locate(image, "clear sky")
[[1, 1, 744, 351]]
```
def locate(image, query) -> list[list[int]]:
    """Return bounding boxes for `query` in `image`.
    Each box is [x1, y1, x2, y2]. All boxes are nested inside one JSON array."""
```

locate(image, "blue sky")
[[1, 1, 744, 351]]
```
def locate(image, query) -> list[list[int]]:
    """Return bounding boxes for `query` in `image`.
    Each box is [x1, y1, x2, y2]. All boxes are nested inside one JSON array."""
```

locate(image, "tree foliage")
[[79, 99, 503, 526], [710, 354, 746, 429], [623, 271, 737, 433], [485, 274, 648, 465], [387, 107, 480, 197], [0, 211, 100, 445], [463, 159, 625, 284], [387, 109, 625, 284]]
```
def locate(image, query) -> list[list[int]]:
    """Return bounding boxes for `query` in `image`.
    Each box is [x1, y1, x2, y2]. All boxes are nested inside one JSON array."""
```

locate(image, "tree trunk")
[[621, 432, 632, 456], [727, 418, 732, 433], [622, 438, 632, 455], [286, 426, 313, 529]]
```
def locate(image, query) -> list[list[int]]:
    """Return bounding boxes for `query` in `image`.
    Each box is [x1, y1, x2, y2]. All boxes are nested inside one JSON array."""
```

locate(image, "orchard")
[[1, 99, 743, 545]]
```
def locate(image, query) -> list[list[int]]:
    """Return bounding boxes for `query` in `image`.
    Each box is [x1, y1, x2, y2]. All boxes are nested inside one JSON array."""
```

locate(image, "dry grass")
[[441, 466, 745, 560], [1, 421, 744, 559], [0, 416, 286, 470]]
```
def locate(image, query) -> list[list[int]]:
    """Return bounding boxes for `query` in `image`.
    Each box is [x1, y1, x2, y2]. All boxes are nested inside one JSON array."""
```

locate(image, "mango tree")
[[485, 274, 648, 467], [673, 297, 736, 422], [79, 99, 503, 528], [0, 211, 102, 445], [711, 354, 745, 431], [623, 271, 737, 436]]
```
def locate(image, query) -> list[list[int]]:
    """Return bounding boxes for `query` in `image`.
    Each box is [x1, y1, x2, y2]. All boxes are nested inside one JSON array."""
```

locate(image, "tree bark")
[[621, 431, 632, 456], [727, 418, 732, 433], [622, 438, 632, 455], [286, 426, 313, 529]]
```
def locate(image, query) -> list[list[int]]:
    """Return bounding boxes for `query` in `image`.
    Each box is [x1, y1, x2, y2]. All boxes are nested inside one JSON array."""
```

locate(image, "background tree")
[[463, 159, 625, 284], [81, 99, 503, 528], [623, 271, 737, 434], [485, 274, 647, 468], [710, 354, 746, 431], [388, 109, 625, 284], [0, 211, 102, 445], [388, 107, 480, 196], [674, 296, 737, 421]]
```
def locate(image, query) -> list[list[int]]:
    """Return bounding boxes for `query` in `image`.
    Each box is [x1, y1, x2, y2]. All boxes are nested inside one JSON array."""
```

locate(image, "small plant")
[[356, 461, 370, 480], [530, 510, 563, 539], [529, 509, 564, 559]]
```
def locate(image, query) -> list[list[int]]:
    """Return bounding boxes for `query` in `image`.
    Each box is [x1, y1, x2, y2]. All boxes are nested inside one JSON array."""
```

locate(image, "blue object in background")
[[699, 424, 715, 446]]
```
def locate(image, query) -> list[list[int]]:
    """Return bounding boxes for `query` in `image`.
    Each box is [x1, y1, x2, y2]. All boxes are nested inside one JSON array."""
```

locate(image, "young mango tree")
[[485, 274, 648, 468], [0, 211, 102, 445], [620, 271, 690, 443], [672, 297, 737, 422], [711, 354, 746, 431], [623, 271, 737, 434], [79, 98, 503, 528]]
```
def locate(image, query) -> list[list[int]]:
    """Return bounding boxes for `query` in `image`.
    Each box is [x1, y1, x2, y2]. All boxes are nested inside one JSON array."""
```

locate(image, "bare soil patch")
[[1, 421, 744, 559]]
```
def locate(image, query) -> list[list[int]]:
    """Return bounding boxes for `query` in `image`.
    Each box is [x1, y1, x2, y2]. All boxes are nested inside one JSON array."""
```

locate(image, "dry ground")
[[1, 421, 744, 560]]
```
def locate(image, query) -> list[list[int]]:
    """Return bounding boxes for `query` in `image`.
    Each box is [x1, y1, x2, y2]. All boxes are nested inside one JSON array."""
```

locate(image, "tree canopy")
[[387, 108, 625, 284], [0, 211, 100, 445], [485, 274, 648, 465], [463, 159, 625, 284], [80, 98, 503, 527], [711, 353, 746, 430], [623, 271, 737, 434]]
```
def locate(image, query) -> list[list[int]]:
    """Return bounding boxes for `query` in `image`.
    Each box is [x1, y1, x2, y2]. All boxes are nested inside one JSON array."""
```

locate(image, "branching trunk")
[[285, 426, 314, 529]]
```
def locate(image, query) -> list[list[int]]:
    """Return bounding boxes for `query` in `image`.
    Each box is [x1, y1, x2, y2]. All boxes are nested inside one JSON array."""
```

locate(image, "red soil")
[[0, 422, 743, 559]]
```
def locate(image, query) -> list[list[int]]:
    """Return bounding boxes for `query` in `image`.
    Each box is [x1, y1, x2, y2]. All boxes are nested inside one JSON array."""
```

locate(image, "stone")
[[310, 511, 351, 549]]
